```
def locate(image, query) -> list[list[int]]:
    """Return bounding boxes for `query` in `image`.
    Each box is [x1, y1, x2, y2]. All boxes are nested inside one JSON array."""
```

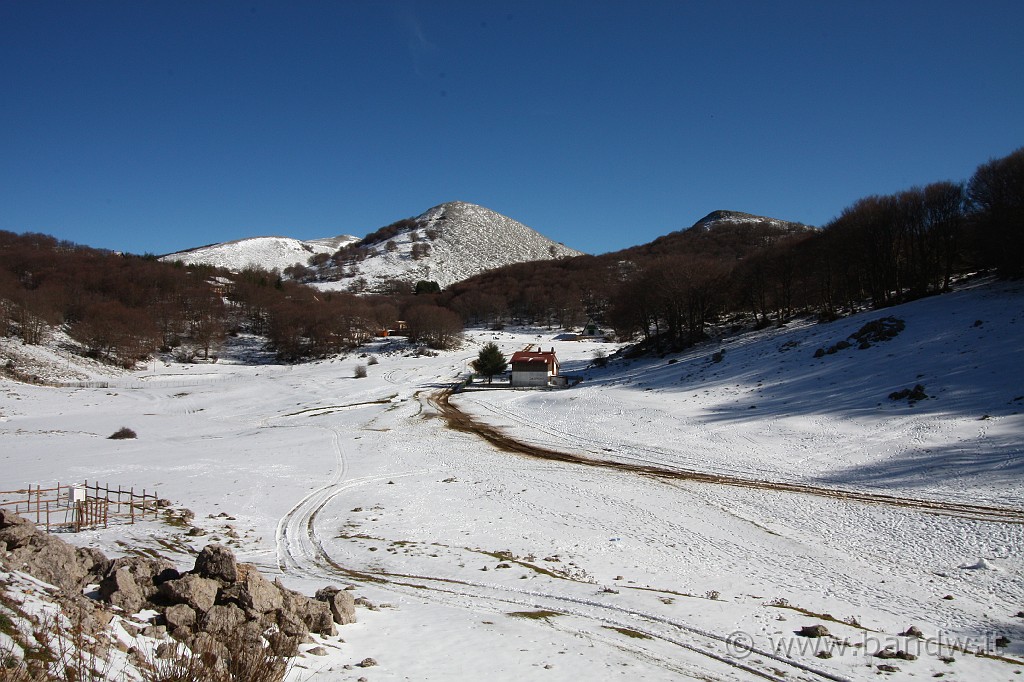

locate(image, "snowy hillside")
[[158, 202, 582, 292], [2, 277, 1022, 680], [314, 201, 583, 292], [159, 234, 359, 272]]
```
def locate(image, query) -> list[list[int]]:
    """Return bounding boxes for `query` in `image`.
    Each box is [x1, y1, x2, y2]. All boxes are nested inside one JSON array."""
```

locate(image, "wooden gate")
[[74, 497, 109, 532]]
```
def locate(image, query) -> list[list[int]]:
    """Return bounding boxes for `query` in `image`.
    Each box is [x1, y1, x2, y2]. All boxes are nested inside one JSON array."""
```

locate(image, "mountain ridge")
[[160, 234, 360, 272], [690, 209, 816, 233], [161, 201, 583, 292]]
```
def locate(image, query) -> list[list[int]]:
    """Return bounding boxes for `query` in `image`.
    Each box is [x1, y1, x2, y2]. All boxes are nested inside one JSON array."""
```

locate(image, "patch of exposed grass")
[[474, 549, 571, 580], [767, 598, 871, 631], [603, 625, 653, 640], [507, 610, 562, 621], [283, 396, 397, 417]]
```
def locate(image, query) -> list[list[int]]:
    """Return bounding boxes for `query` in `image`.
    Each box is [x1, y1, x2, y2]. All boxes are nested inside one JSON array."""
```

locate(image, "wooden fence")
[[0, 481, 160, 532]]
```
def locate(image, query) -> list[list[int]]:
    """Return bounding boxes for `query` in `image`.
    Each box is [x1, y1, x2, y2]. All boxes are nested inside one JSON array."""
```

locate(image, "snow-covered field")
[[2, 278, 1023, 681]]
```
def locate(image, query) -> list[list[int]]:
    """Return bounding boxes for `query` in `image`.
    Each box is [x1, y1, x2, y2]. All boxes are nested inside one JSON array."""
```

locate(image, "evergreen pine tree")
[[471, 342, 507, 384]]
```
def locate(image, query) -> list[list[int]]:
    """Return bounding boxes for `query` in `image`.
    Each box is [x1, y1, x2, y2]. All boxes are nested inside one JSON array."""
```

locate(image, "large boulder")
[[158, 574, 220, 613], [275, 608, 310, 639], [0, 511, 110, 592], [219, 564, 283, 616], [164, 603, 197, 633], [0, 509, 36, 546], [99, 556, 179, 613], [200, 603, 246, 638], [77, 546, 113, 581], [277, 583, 335, 637], [100, 567, 147, 614], [315, 586, 357, 625], [193, 544, 237, 583]]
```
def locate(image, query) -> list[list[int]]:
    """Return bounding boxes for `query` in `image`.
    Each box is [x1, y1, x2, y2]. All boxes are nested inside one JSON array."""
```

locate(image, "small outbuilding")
[[510, 348, 559, 388]]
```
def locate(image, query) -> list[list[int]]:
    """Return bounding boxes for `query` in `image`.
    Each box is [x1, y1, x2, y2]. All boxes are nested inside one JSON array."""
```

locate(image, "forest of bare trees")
[[0, 233, 461, 368], [1, 147, 1020, 367], [443, 146, 1023, 351]]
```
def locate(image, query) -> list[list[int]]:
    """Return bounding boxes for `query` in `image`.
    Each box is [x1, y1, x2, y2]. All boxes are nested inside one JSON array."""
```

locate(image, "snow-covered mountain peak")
[[157, 202, 581, 293], [159, 234, 359, 272], [336, 200, 582, 291]]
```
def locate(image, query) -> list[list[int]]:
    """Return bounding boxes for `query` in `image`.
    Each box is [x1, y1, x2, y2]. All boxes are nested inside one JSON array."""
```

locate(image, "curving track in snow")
[[274, 450, 854, 682], [269, 382, 857, 681], [434, 387, 1024, 525]]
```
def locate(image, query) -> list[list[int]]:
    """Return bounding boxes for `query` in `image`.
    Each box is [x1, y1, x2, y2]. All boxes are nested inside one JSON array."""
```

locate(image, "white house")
[[509, 349, 559, 388]]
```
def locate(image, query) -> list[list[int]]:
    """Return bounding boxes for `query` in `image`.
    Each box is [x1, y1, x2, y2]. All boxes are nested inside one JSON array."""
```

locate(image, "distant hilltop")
[[160, 234, 360, 273], [691, 209, 816, 233], [161, 201, 582, 292]]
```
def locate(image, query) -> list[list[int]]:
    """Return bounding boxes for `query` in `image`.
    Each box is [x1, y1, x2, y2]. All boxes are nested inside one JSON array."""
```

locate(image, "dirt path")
[[431, 387, 1024, 524]]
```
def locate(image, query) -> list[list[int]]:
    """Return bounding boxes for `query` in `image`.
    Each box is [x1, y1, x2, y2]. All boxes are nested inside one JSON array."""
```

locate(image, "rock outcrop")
[[0, 509, 357, 662], [0, 508, 112, 592]]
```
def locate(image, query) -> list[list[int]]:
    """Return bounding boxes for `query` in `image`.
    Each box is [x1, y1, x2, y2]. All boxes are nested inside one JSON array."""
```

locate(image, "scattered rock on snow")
[[796, 624, 830, 638], [875, 648, 917, 660], [316, 585, 357, 625]]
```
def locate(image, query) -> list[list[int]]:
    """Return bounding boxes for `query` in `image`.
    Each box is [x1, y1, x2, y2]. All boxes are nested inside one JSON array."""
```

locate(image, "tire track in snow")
[[275, 425, 347, 574], [459, 392, 771, 482], [433, 387, 1024, 524], [277, 462, 853, 682], [270, 386, 851, 681]]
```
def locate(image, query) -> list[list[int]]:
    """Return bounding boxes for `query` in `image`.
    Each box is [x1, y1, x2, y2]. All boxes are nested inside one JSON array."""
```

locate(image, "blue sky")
[[2, 1, 1022, 256]]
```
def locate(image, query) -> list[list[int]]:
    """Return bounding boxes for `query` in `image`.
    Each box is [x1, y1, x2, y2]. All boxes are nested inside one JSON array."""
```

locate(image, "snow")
[[159, 234, 359, 272], [157, 201, 583, 289], [315, 202, 583, 292], [2, 277, 1023, 680]]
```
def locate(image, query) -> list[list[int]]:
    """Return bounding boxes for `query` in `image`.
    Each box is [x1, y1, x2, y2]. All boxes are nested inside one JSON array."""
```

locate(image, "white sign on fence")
[[67, 485, 87, 506]]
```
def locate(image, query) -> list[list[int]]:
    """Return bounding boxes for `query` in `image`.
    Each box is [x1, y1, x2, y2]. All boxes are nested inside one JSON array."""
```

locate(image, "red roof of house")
[[510, 351, 557, 365]]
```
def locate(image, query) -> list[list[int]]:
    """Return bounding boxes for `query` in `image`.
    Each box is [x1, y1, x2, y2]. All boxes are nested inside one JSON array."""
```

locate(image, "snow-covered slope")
[[2, 278, 1023, 681], [160, 234, 359, 272], [315, 201, 582, 292], [158, 202, 582, 291]]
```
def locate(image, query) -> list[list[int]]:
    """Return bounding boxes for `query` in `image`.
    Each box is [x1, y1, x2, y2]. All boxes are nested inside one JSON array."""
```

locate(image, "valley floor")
[[2, 278, 1023, 681]]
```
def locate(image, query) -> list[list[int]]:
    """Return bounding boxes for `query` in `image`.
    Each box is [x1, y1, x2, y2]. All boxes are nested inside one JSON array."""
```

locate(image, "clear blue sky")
[[2, 1, 1022, 256]]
